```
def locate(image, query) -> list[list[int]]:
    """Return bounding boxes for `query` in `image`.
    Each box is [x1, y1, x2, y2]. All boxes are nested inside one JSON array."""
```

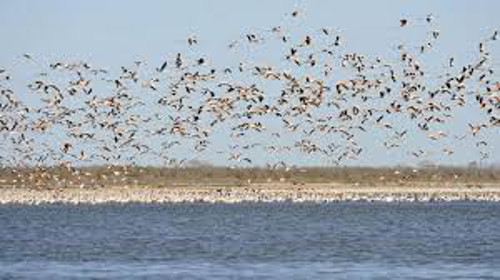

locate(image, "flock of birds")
[[0, 11, 499, 174]]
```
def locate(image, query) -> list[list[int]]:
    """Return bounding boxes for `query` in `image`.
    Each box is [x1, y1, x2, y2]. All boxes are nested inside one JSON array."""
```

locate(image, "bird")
[[156, 61, 168, 72]]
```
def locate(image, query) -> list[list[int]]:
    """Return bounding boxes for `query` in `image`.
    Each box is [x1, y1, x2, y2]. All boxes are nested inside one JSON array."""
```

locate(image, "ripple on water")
[[1, 202, 499, 279]]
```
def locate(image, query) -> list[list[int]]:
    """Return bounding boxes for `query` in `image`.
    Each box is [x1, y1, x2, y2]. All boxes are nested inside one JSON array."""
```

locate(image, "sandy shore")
[[1, 183, 500, 204]]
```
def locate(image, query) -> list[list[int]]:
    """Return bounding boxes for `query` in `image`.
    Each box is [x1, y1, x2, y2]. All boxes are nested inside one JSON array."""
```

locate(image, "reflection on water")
[[1, 202, 499, 279]]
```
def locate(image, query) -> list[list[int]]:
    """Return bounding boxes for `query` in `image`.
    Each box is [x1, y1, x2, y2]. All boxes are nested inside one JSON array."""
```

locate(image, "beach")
[[1, 183, 500, 204]]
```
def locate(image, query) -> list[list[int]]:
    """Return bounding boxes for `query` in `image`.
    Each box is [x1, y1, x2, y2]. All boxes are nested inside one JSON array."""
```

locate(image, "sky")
[[0, 0, 499, 167], [1, 0, 499, 63]]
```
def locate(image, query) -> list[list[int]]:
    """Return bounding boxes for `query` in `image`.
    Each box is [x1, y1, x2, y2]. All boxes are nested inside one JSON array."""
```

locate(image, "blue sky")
[[0, 0, 499, 167], [1, 0, 498, 63]]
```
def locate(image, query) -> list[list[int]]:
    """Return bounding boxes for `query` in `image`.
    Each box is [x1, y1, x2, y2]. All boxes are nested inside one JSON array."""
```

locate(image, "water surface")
[[1, 202, 499, 279]]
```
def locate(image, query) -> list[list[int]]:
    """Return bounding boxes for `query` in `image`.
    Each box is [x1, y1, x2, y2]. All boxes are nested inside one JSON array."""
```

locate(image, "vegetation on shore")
[[0, 165, 498, 189]]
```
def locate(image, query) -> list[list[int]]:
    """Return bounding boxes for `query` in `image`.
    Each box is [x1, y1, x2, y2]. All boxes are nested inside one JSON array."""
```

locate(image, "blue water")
[[1, 202, 499, 279]]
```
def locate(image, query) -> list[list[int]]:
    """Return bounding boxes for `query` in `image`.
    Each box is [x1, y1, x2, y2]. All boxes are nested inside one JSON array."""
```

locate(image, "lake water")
[[1, 202, 499, 279]]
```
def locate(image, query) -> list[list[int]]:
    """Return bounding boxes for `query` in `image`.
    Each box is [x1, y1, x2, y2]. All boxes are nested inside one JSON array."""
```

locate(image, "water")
[[1, 202, 499, 279]]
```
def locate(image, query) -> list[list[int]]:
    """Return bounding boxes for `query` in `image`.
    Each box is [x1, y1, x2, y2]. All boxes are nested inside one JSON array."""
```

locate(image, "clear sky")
[[1, 0, 499, 63], [0, 0, 499, 167]]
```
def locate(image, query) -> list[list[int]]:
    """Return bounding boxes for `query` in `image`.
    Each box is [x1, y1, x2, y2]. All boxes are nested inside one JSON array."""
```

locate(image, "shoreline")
[[1, 183, 500, 204]]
